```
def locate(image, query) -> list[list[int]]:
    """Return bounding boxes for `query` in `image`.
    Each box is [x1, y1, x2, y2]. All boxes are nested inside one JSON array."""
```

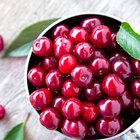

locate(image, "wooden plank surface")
[[0, 0, 140, 139]]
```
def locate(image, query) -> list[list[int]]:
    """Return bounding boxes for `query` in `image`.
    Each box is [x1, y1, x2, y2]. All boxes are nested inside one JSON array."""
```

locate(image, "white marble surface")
[[0, 0, 140, 139]]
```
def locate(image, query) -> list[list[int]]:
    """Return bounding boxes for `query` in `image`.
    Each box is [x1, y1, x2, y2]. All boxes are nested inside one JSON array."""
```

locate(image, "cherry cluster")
[[27, 17, 140, 139]]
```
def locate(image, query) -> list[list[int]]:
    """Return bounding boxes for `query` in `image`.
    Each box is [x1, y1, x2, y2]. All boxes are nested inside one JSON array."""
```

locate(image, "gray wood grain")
[[0, 0, 140, 139]]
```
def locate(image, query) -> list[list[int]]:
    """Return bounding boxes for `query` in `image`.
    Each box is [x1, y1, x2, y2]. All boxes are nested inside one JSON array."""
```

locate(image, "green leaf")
[[117, 22, 140, 60], [3, 114, 30, 140], [5, 41, 33, 57], [3, 123, 24, 140], [4, 18, 58, 57]]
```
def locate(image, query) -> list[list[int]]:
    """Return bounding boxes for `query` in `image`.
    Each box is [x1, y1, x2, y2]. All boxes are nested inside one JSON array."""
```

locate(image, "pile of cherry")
[[27, 17, 140, 139]]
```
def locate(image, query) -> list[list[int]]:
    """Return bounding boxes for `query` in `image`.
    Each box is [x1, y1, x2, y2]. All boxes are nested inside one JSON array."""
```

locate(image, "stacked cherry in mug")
[[27, 17, 140, 139]]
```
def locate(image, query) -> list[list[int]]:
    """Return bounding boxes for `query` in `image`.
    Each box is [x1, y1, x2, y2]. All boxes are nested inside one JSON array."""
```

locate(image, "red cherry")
[[90, 25, 111, 48], [69, 26, 89, 43], [59, 54, 77, 74], [96, 117, 122, 137], [131, 98, 140, 111], [119, 90, 133, 110], [74, 42, 95, 62], [132, 59, 140, 76], [84, 81, 104, 102], [62, 97, 83, 119], [82, 102, 98, 122], [52, 96, 66, 113], [102, 74, 125, 97], [45, 69, 64, 90], [54, 36, 74, 59], [71, 65, 93, 87], [52, 24, 69, 39], [0, 105, 6, 119], [42, 56, 58, 72], [89, 57, 110, 78], [30, 88, 52, 110], [98, 98, 121, 118], [49, 89, 60, 97], [40, 108, 61, 130], [32, 37, 52, 57], [62, 79, 82, 98], [94, 49, 106, 58], [111, 58, 132, 81], [0, 35, 4, 52], [105, 32, 119, 52], [28, 66, 46, 87], [131, 79, 140, 99], [61, 118, 87, 138], [109, 51, 129, 62], [85, 125, 99, 139], [80, 17, 103, 32]]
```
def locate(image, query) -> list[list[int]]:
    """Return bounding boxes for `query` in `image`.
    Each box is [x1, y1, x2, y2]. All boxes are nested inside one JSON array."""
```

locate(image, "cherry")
[[30, 88, 52, 110], [131, 79, 140, 99], [89, 57, 110, 78], [52, 96, 66, 113], [40, 108, 61, 130], [28, 66, 46, 87], [84, 81, 104, 102], [109, 51, 128, 62], [42, 56, 58, 72], [62, 97, 83, 119], [54, 36, 74, 59], [69, 26, 89, 43], [96, 117, 122, 137], [102, 74, 125, 97], [105, 32, 119, 52], [119, 90, 132, 110], [74, 42, 95, 62], [32, 37, 52, 57], [131, 98, 140, 111], [98, 98, 121, 118], [61, 118, 87, 138], [94, 49, 105, 58], [50, 89, 60, 97], [52, 24, 69, 39], [62, 79, 82, 98], [111, 58, 132, 81], [0, 105, 5, 119], [45, 69, 64, 90], [71, 65, 93, 87], [59, 54, 77, 74], [0, 35, 4, 52], [90, 25, 111, 48], [132, 59, 140, 76], [82, 102, 98, 122], [80, 17, 103, 32], [85, 125, 99, 139]]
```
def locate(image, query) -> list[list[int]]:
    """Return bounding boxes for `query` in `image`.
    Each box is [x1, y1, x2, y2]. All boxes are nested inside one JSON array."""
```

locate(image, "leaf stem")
[[23, 113, 30, 125]]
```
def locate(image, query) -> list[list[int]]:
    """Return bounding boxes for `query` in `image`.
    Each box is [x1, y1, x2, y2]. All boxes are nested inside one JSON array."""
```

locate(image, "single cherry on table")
[[0, 35, 4, 52], [0, 105, 6, 119]]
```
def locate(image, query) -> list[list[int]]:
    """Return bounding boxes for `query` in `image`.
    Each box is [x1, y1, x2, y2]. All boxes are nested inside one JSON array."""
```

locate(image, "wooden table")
[[0, 0, 140, 139]]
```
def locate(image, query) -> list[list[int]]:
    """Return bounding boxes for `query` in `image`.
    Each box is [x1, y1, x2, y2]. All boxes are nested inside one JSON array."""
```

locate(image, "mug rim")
[[24, 12, 140, 140]]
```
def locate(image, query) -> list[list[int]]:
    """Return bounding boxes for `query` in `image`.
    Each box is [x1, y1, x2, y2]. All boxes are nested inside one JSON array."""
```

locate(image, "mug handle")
[[121, 123, 140, 140]]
